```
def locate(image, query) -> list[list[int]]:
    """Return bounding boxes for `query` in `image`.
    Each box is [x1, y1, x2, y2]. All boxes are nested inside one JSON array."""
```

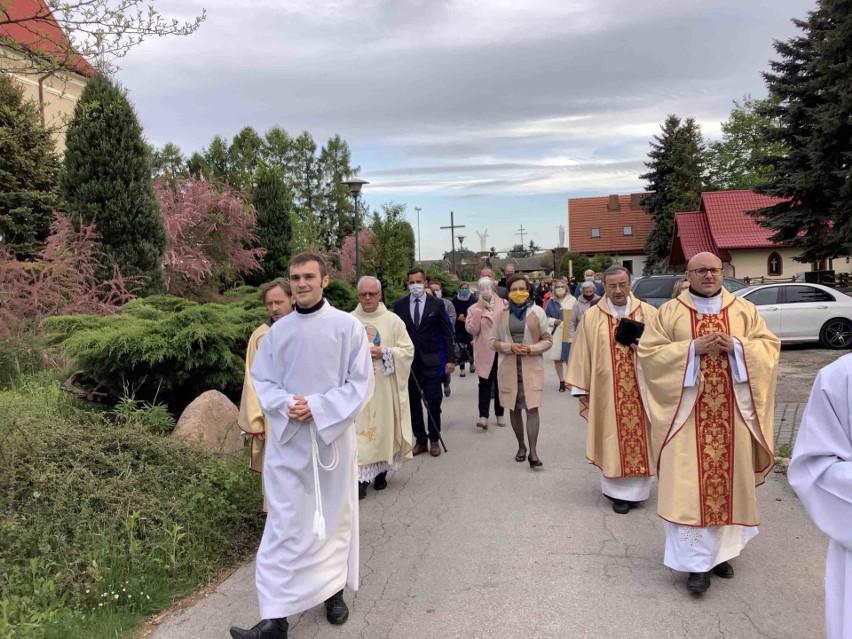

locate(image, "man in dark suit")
[[393, 268, 457, 457]]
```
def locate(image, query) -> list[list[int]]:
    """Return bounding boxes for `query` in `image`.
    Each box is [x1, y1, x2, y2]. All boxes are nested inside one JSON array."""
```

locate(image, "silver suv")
[[632, 275, 748, 308]]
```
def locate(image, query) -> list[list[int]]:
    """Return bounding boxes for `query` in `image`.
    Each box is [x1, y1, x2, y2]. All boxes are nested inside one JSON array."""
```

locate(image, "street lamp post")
[[341, 178, 370, 281]]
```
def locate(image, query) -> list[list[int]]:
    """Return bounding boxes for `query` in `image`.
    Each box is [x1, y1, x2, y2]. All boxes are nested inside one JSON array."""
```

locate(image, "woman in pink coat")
[[465, 277, 506, 430]]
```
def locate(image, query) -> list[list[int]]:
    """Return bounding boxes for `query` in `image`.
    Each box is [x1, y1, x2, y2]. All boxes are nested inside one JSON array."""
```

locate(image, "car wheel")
[[819, 318, 852, 349]]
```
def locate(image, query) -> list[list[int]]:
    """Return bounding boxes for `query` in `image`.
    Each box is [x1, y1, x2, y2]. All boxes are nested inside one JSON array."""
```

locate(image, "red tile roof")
[[568, 193, 654, 254], [700, 190, 788, 249], [670, 211, 730, 264], [0, 0, 96, 77]]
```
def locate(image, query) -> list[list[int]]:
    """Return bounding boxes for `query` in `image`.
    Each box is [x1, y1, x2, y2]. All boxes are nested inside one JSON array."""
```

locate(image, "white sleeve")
[[683, 341, 700, 388], [728, 338, 748, 384]]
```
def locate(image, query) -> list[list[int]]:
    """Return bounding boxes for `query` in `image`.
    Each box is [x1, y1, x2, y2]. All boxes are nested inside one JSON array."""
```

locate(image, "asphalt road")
[[149, 366, 829, 639]]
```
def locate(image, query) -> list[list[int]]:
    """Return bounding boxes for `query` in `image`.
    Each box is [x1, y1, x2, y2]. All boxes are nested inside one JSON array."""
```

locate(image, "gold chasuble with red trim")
[[638, 289, 780, 527], [565, 298, 657, 479]]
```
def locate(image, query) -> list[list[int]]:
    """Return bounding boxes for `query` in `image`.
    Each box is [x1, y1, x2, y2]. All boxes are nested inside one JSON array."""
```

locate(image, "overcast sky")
[[120, 0, 815, 260]]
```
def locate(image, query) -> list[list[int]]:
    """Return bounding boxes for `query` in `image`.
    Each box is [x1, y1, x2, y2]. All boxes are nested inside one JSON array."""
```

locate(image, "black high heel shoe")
[[528, 457, 543, 468]]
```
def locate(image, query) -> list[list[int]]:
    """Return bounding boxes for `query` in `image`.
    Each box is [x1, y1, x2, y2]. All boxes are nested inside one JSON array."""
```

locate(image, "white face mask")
[[554, 287, 566, 297], [409, 283, 425, 298], [585, 275, 594, 282], [433, 290, 442, 298]]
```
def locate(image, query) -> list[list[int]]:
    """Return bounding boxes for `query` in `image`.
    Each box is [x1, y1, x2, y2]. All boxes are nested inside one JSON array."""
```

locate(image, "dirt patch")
[[775, 344, 845, 403]]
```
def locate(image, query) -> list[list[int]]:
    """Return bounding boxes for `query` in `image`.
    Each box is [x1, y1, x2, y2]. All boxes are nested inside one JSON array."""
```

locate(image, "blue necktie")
[[414, 297, 421, 327]]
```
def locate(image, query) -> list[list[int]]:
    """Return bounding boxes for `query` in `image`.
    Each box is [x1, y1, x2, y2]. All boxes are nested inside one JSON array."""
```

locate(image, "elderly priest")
[[351, 276, 415, 499], [638, 252, 779, 595], [565, 265, 657, 515], [231, 253, 374, 639]]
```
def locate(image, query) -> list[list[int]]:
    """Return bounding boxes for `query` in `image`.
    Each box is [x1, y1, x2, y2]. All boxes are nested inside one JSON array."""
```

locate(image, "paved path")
[[774, 402, 805, 455], [151, 368, 827, 639]]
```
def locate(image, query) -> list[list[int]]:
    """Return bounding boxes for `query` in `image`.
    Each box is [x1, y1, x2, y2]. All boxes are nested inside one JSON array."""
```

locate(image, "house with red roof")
[[668, 190, 840, 279], [1, 0, 96, 149], [567, 193, 654, 275]]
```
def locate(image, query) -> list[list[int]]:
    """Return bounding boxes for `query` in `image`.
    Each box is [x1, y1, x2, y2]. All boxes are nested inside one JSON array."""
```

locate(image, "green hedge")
[[41, 295, 266, 413], [0, 375, 264, 638]]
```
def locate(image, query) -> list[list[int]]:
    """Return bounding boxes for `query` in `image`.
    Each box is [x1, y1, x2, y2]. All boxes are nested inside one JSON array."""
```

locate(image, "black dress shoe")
[[611, 500, 630, 514], [712, 561, 734, 579], [686, 572, 711, 594], [374, 471, 388, 491], [230, 617, 288, 639], [325, 590, 349, 625], [358, 482, 368, 500]]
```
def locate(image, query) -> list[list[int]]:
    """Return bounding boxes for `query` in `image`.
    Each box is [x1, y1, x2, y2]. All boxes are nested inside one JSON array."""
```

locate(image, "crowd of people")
[[230, 251, 843, 639]]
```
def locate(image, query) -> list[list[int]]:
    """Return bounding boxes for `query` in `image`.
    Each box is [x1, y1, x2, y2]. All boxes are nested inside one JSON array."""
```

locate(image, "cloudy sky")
[[120, 0, 815, 260]]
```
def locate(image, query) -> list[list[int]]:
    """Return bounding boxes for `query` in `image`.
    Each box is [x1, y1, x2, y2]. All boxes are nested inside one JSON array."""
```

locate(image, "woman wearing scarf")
[[465, 277, 507, 430], [452, 282, 476, 377], [489, 274, 553, 468], [544, 277, 575, 392]]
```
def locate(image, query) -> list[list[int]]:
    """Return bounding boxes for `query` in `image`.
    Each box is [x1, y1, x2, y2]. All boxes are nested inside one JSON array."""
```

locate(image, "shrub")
[[156, 177, 265, 300], [0, 213, 137, 338], [41, 296, 266, 413], [324, 279, 357, 312], [61, 75, 166, 294], [0, 331, 44, 389], [0, 375, 264, 639]]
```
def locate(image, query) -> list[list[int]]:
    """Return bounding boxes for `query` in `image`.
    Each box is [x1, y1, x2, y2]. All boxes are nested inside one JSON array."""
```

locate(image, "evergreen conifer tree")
[[751, 1, 852, 262], [250, 163, 295, 282], [61, 75, 166, 293], [0, 75, 60, 259], [640, 115, 708, 273]]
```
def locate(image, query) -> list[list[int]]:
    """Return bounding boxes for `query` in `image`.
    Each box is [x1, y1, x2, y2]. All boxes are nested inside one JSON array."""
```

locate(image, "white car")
[[733, 283, 852, 350]]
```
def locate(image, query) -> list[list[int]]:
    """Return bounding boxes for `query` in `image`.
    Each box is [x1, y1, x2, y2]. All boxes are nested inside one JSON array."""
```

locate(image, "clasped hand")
[[370, 344, 383, 360], [511, 343, 531, 355], [287, 396, 313, 422], [694, 332, 735, 355]]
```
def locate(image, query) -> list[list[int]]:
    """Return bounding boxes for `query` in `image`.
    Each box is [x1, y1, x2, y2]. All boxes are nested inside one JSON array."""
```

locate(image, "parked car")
[[632, 274, 748, 308], [734, 283, 852, 349]]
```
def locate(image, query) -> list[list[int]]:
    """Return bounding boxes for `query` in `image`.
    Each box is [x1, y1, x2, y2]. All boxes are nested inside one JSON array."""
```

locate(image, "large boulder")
[[173, 390, 243, 456]]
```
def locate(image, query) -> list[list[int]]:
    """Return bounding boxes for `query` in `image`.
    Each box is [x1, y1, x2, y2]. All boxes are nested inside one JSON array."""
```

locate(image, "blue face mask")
[[458, 289, 471, 300]]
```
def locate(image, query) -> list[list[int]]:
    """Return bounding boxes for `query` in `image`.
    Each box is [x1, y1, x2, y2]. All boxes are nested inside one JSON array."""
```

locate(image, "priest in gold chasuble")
[[238, 281, 294, 513], [637, 252, 779, 595], [565, 265, 657, 515]]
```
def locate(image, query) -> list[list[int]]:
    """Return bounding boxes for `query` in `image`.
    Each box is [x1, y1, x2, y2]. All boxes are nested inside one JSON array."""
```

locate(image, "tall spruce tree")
[[640, 115, 708, 273], [0, 75, 60, 259], [751, 1, 852, 262], [250, 163, 295, 283], [61, 75, 166, 293]]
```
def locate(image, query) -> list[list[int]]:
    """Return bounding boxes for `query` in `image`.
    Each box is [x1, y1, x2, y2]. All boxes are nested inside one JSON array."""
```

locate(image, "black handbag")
[[614, 318, 645, 346], [454, 341, 472, 363]]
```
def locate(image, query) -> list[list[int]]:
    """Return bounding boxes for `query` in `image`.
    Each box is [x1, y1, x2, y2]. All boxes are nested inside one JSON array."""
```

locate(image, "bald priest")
[[637, 252, 780, 595]]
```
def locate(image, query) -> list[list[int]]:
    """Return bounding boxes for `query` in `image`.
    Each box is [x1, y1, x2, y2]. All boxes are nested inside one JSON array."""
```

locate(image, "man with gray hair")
[[566, 265, 657, 514], [351, 277, 415, 499]]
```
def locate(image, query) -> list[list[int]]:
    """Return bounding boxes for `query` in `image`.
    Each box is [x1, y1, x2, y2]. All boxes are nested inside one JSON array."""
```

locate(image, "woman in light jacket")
[[465, 277, 506, 430], [489, 274, 553, 468]]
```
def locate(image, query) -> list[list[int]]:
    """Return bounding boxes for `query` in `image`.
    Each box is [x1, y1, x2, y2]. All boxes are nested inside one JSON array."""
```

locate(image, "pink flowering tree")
[[0, 213, 138, 338], [335, 229, 373, 284], [156, 177, 265, 300]]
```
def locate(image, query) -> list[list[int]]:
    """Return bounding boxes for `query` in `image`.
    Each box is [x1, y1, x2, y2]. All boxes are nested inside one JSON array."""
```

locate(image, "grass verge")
[[0, 373, 264, 638]]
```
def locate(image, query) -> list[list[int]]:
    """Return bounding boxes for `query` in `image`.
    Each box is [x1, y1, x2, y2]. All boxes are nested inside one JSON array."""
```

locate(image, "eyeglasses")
[[688, 268, 723, 277], [358, 291, 380, 298]]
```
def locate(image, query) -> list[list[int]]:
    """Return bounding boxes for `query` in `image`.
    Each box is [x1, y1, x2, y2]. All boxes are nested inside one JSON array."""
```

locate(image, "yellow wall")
[[728, 248, 820, 279], [2, 47, 89, 152]]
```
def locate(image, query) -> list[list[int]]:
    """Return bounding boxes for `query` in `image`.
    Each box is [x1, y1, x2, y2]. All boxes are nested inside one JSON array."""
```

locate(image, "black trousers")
[[408, 359, 443, 444], [478, 356, 504, 418]]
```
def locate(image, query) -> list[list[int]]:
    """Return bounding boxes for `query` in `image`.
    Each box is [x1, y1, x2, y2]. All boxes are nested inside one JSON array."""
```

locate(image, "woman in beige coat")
[[489, 274, 553, 468]]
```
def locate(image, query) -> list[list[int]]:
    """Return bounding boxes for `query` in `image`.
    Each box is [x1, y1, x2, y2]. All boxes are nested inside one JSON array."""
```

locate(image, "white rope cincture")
[[309, 421, 339, 541]]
